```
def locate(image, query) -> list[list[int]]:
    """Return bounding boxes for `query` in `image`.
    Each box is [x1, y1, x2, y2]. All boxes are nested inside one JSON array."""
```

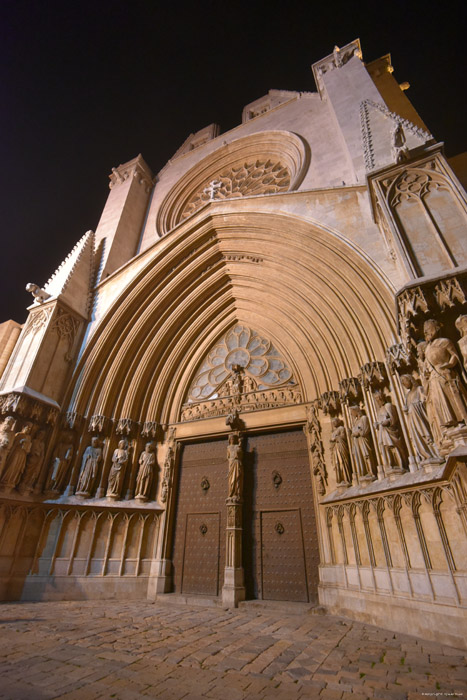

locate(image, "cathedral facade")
[[0, 40, 466, 649]]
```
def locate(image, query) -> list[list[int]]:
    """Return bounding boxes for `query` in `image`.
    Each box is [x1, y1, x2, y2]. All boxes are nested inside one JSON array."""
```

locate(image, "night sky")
[[2, 0, 466, 323]]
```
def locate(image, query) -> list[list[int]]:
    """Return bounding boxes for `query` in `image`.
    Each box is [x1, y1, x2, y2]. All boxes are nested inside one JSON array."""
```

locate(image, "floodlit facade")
[[0, 40, 466, 648]]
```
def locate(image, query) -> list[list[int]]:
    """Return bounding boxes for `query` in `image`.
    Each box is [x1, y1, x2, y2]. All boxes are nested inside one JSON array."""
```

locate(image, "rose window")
[[186, 325, 295, 402]]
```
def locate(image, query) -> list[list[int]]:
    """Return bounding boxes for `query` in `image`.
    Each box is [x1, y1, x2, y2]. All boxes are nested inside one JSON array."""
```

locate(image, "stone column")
[[222, 430, 245, 607], [222, 497, 246, 607]]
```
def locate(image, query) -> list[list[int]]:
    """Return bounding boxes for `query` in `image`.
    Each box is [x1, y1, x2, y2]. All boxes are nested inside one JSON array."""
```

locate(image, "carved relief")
[[141, 421, 158, 439], [227, 432, 243, 502], [422, 319, 467, 442], [22, 307, 53, 338], [349, 406, 376, 482], [329, 418, 352, 485], [305, 404, 327, 496], [135, 442, 157, 501], [88, 415, 109, 435], [400, 374, 440, 463], [50, 309, 81, 361], [373, 389, 408, 471], [106, 439, 130, 500], [49, 432, 74, 492], [115, 418, 138, 437], [0, 417, 16, 477], [320, 391, 341, 416], [22, 429, 46, 490], [0, 423, 33, 488], [160, 429, 177, 504], [455, 315, 467, 371], [181, 160, 291, 221], [75, 437, 103, 497]]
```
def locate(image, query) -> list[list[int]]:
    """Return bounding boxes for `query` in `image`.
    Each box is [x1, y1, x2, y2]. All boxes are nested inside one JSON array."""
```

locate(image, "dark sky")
[[1, 0, 466, 323]]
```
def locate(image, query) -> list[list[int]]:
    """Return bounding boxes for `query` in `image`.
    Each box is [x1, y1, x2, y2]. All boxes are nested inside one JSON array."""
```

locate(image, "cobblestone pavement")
[[0, 599, 465, 700]]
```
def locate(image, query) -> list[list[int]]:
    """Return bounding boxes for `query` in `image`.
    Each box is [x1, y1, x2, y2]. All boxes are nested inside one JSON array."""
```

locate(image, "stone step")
[[155, 592, 223, 608]]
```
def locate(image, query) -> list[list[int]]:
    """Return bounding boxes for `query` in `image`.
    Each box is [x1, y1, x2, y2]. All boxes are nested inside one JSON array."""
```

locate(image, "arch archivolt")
[[65, 211, 396, 428]]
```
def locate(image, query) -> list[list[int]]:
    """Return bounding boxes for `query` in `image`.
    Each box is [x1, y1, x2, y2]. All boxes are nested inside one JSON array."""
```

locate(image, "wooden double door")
[[171, 429, 319, 603]]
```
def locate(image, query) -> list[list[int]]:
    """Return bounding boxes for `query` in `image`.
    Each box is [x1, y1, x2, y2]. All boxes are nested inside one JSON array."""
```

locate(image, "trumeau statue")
[[227, 433, 243, 501], [400, 374, 440, 462], [329, 417, 352, 485], [22, 430, 46, 489], [0, 417, 16, 477], [135, 442, 156, 501], [350, 406, 376, 481], [373, 389, 408, 471], [455, 314, 467, 371], [106, 439, 129, 499], [422, 318, 467, 438], [76, 437, 102, 497], [1, 423, 33, 488], [49, 432, 74, 492]]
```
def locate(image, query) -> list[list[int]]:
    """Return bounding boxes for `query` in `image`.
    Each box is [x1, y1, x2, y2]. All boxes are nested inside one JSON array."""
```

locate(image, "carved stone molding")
[[115, 418, 138, 437], [320, 391, 341, 416], [386, 343, 413, 374], [0, 392, 58, 426], [88, 414, 110, 435], [339, 377, 362, 405], [141, 421, 159, 439], [434, 278, 466, 310], [63, 411, 83, 431], [359, 361, 387, 390]]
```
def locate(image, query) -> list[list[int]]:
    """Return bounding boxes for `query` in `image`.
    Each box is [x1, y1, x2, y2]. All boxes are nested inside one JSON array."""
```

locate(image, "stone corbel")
[[386, 343, 414, 375], [338, 377, 362, 406], [359, 361, 388, 391], [63, 411, 83, 431]]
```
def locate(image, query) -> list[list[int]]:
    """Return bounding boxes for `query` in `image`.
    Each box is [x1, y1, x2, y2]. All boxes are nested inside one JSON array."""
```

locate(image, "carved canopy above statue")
[[157, 130, 309, 234]]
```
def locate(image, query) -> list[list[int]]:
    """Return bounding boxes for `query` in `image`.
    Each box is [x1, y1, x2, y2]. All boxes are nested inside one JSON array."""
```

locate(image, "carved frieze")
[[181, 385, 302, 421], [50, 309, 81, 362]]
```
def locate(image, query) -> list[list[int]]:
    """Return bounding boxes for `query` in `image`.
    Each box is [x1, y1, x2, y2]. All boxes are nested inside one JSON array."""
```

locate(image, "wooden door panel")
[[181, 512, 220, 595], [261, 509, 308, 602]]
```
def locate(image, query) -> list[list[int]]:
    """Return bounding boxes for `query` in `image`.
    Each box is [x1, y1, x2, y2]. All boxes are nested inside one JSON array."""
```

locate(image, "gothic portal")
[[0, 39, 467, 649]]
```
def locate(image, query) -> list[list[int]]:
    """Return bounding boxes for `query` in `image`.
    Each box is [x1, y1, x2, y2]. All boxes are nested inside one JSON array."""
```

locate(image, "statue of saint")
[[49, 433, 74, 492], [22, 430, 46, 489], [0, 417, 16, 478], [227, 433, 243, 500], [106, 439, 129, 499], [455, 314, 467, 371], [135, 442, 156, 500], [400, 374, 440, 462], [350, 406, 376, 481], [329, 417, 352, 484], [1, 423, 33, 488], [423, 319, 467, 438], [373, 389, 408, 470], [76, 437, 102, 497]]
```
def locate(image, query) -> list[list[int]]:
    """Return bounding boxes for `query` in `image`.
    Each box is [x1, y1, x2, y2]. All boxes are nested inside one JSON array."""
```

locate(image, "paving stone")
[[0, 600, 463, 699]]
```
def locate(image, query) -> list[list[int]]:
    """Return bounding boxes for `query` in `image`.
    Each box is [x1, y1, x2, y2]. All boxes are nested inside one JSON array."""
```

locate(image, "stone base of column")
[[222, 567, 246, 608], [147, 558, 172, 599]]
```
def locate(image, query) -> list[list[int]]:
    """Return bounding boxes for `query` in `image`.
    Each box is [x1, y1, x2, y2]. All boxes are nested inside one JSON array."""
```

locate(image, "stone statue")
[[350, 406, 376, 481], [22, 430, 46, 489], [400, 374, 440, 462], [329, 418, 352, 485], [49, 432, 74, 491], [373, 389, 408, 471], [227, 433, 243, 500], [1, 423, 33, 488], [76, 437, 102, 497], [455, 314, 467, 371], [106, 439, 129, 499], [135, 442, 156, 500], [0, 417, 16, 477], [423, 319, 467, 438]]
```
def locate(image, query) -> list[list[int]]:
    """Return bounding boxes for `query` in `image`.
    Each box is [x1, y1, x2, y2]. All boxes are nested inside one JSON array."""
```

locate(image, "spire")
[[43, 230, 95, 318]]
